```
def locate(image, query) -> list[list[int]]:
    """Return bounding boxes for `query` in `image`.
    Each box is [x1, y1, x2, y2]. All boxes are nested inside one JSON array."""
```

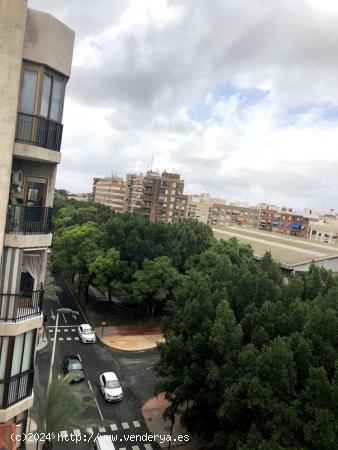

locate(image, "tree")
[[43, 271, 61, 303], [155, 238, 338, 449], [89, 247, 131, 300], [32, 374, 92, 449], [132, 257, 181, 314], [52, 222, 105, 300]]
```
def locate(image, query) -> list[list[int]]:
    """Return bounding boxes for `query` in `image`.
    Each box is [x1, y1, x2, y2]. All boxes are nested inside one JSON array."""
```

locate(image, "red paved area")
[[102, 324, 162, 336]]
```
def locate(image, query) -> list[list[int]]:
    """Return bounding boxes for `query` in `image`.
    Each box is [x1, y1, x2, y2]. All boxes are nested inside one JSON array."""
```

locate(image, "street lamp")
[[47, 308, 79, 390]]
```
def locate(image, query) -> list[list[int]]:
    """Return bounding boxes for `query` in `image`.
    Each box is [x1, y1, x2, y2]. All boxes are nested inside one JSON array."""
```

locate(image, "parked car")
[[99, 372, 123, 402], [78, 324, 96, 343], [63, 355, 85, 382]]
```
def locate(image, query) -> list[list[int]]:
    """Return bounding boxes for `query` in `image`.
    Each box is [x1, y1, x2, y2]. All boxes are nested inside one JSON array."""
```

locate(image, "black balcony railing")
[[0, 369, 35, 409], [15, 112, 63, 151], [6, 205, 53, 235], [0, 290, 43, 322]]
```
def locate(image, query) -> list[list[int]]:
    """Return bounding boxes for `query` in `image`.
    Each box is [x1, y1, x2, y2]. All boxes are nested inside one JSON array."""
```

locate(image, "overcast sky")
[[29, 0, 338, 211]]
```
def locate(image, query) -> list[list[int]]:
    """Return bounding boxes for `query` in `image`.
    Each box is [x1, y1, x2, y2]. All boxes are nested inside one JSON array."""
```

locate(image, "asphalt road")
[[35, 274, 160, 450]]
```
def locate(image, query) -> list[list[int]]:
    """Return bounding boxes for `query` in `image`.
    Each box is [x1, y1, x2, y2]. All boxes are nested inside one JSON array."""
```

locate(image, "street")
[[35, 274, 160, 450]]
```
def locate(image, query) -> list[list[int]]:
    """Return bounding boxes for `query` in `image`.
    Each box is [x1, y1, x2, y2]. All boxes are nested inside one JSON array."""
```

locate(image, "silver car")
[[78, 324, 96, 343]]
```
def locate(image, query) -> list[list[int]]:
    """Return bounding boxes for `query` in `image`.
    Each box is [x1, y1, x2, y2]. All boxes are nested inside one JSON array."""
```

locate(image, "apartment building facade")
[[309, 223, 338, 246], [92, 177, 125, 212], [0, 0, 74, 440], [125, 171, 188, 222], [198, 198, 310, 238]]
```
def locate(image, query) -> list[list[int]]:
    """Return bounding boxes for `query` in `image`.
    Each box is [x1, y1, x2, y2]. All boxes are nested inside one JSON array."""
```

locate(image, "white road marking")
[[98, 426, 106, 432], [62, 313, 67, 324], [132, 446, 140, 450], [144, 445, 153, 450], [74, 337, 79, 341], [67, 337, 72, 341], [73, 429, 81, 436], [51, 338, 55, 341], [110, 424, 118, 431], [48, 329, 53, 333], [77, 353, 82, 362], [121, 422, 129, 429], [119, 448, 127, 450], [87, 379, 104, 421], [60, 431, 68, 437], [71, 328, 76, 332], [46, 325, 77, 328], [133, 421, 141, 428], [59, 338, 63, 341], [64, 329, 68, 332], [85, 427, 93, 434]]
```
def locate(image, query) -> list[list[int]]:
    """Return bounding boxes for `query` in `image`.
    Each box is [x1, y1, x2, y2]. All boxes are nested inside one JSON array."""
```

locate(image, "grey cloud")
[[28, 0, 128, 38], [27, 0, 338, 209], [65, 0, 338, 114], [184, 161, 338, 209]]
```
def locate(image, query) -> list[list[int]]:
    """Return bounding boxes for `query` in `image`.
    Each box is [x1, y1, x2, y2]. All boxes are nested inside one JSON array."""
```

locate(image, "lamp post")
[[47, 308, 79, 390]]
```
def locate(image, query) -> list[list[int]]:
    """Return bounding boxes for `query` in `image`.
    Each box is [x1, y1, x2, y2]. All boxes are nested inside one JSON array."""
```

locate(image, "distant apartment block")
[[68, 193, 91, 202], [92, 177, 126, 212], [190, 195, 310, 238], [309, 223, 338, 246], [125, 171, 188, 222]]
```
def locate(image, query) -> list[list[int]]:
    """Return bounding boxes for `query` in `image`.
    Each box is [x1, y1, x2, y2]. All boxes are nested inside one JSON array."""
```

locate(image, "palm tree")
[[31, 374, 93, 449]]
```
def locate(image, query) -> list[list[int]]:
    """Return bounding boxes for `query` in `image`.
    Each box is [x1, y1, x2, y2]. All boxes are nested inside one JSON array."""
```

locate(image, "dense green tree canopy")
[[52, 198, 338, 449], [156, 247, 338, 450], [52, 199, 212, 308]]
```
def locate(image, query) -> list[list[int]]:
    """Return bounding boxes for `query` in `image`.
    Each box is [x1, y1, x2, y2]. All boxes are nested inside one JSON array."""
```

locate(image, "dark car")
[[62, 355, 85, 382]]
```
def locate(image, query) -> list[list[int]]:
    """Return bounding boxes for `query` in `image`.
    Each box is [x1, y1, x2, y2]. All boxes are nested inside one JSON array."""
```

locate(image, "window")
[[20, 69, 38, 114], [11, 334, 25, 377], [40, 74, 52, 117], [50, 77, 63, 121], [19, 62, 65, 123], [0, 337, 9, 379], [10, 331, 35, 377]]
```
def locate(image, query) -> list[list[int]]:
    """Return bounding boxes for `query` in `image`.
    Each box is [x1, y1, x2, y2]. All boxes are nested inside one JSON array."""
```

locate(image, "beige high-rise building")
[[0, 0, 74, 437], [92, 177, 126, 212], [125, 171, 188, 222]]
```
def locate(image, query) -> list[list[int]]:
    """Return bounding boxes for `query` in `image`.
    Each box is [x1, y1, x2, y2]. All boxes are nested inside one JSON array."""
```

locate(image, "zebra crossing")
[[47, 326, 81, 342], [56, 422, 155, 450], [59, 419, 142, 436]]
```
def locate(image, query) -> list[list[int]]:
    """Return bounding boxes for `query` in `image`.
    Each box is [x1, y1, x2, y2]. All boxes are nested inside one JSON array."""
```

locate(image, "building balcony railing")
[[6, 205, 53, 235], [0, 290, 43, 322], [0, 369, 34, 409], [15, 112, 63, 151]]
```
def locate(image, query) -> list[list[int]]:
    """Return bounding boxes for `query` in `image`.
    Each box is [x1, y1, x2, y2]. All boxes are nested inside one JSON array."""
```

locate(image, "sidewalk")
[[142, 394, 211, 450], [36, 326, 48, 351], [95, 324, 164, 351]]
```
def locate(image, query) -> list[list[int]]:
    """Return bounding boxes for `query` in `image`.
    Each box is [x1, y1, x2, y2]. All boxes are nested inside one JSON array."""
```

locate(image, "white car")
[[78, 324, 96, 343], [99, 372, 123, 402]]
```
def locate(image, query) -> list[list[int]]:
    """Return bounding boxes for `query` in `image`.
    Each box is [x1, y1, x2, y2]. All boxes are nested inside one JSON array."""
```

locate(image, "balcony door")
[[17, 68, 40, 144], [17, 63, 65, 149]]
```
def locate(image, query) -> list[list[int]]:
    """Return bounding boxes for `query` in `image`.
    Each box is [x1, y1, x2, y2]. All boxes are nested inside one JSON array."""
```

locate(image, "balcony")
[[15, 112, 63, 151], [0, 290, 43, 322], [0, 370, 34, 409], [6, 206, 53, 235]]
